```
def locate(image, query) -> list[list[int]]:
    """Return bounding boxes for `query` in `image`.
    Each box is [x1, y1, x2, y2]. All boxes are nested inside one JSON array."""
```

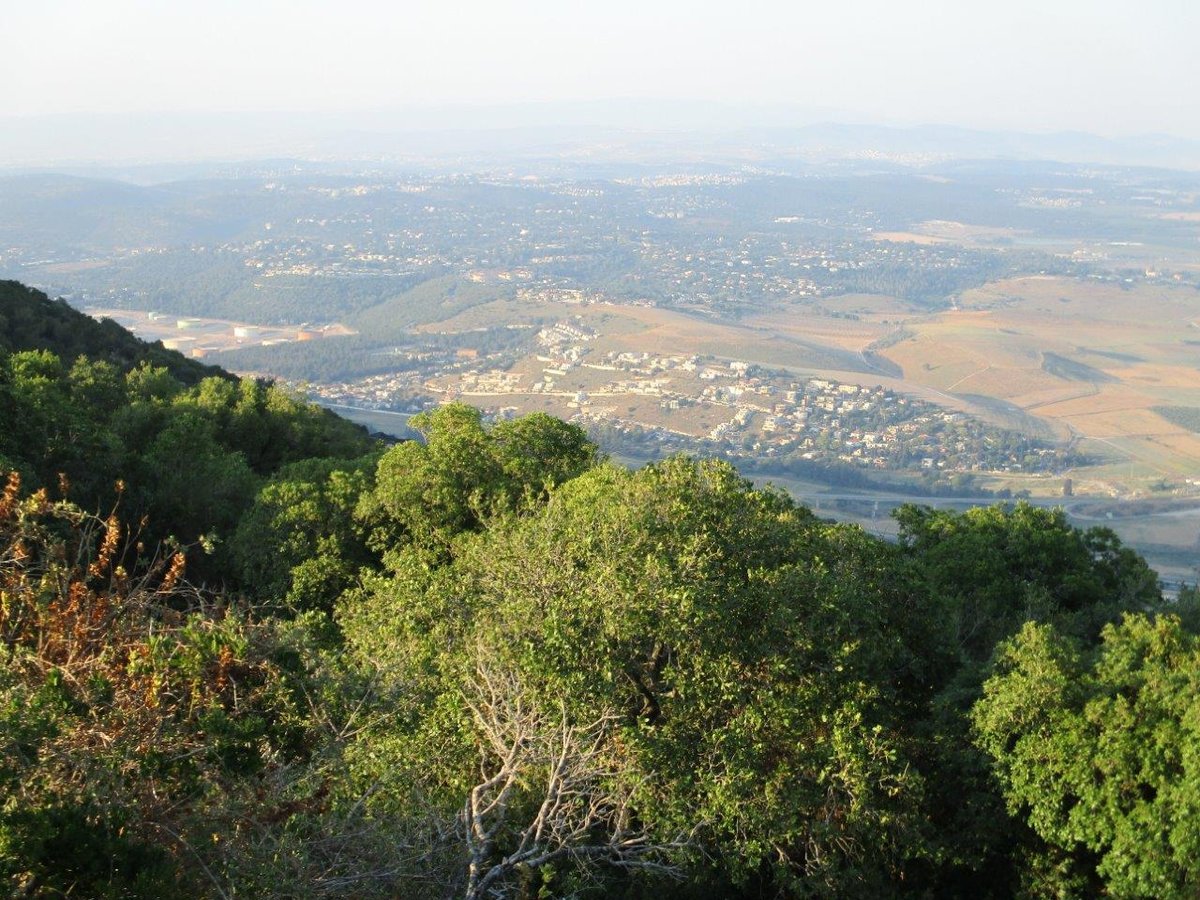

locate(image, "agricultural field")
[[872, 219, 1032, 249], [871, 276, 1200, 487]]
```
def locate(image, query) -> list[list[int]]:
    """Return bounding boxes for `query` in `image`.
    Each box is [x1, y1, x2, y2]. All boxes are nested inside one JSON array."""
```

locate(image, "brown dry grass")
[[871, 277, 1200, 480]]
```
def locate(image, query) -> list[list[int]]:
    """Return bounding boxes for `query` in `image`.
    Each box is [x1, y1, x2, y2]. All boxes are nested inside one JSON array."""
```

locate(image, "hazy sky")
[[4, 0, 1198, 137]]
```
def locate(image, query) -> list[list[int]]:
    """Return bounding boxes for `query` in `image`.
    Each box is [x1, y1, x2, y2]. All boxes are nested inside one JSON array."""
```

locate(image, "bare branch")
[[460, 657, 685, 899]]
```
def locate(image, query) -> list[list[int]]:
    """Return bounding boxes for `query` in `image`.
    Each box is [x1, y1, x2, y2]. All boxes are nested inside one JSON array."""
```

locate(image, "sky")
[[3, 0, 1199, 138]]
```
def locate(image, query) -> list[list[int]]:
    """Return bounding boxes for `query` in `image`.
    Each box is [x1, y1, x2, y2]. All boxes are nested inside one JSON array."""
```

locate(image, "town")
[[306, 314, 1078, 486]]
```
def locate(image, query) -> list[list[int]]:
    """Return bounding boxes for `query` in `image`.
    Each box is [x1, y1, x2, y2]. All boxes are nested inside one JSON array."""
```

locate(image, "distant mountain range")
[[4, 102, 1200, 173]]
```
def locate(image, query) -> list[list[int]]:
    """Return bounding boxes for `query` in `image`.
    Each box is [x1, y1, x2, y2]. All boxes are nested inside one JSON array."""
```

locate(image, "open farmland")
[[872, 219, 1032, 249], [869, 276, 1200, 487]]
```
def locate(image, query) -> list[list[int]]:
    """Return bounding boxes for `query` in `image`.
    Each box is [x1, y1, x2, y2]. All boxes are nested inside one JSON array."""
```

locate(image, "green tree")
[[138, 412, 258, 544], [0, 350, 124, 506], [233, 454, 379, 615], [893, 502, 1164, 895], [358, 404, 597, 556], [895, 502, 1160, 663], [341, 458, 930, 895], [974, 614, 1200, 898]]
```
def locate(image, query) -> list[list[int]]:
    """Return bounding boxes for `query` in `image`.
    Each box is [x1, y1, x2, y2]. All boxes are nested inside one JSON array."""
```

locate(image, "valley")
[[7, 160, 1200, 581]]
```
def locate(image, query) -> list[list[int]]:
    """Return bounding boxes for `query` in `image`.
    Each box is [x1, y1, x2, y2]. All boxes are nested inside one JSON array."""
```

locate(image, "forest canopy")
[[1, 281, 1198, 898]]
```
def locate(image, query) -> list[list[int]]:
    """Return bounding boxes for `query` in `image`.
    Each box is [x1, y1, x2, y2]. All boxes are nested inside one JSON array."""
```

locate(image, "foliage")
[[233, 454, 380, 615], [341, 458, 935, 895], [0, 345, 373, 586], [358, 404, 598, 555], [893, 501, 1163, 895], [975, 614, 1200, 898], [895, 502, 1161, 664], [0, 473, 296, 895]]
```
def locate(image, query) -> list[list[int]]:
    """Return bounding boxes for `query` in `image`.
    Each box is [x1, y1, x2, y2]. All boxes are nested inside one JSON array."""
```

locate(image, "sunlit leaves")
[[975, 615, 1200, 898]]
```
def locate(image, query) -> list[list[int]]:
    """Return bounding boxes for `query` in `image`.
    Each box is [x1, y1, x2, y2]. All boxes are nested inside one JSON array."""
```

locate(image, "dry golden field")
[[874, 277, 1200, 484], [872, 220, 1030, 248]]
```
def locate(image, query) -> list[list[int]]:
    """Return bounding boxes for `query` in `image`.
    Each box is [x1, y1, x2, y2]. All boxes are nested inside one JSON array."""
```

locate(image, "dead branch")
[[460, 658, 685, 899]]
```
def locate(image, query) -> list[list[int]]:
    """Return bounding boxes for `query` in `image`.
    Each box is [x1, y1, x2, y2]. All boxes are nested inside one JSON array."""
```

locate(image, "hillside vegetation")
[[0, 280, 218, 384], [2, 282, 1199, 898]]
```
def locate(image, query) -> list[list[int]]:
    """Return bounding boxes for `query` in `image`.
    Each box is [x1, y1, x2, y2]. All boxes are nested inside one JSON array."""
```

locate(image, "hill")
[[0, 280, 374, 568], [0, 279, 223, 384]]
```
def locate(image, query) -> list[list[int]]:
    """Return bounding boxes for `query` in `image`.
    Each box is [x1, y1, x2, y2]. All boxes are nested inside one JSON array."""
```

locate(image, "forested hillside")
[[2, 282, 1199, 898], [0, 281, 218, 385]]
